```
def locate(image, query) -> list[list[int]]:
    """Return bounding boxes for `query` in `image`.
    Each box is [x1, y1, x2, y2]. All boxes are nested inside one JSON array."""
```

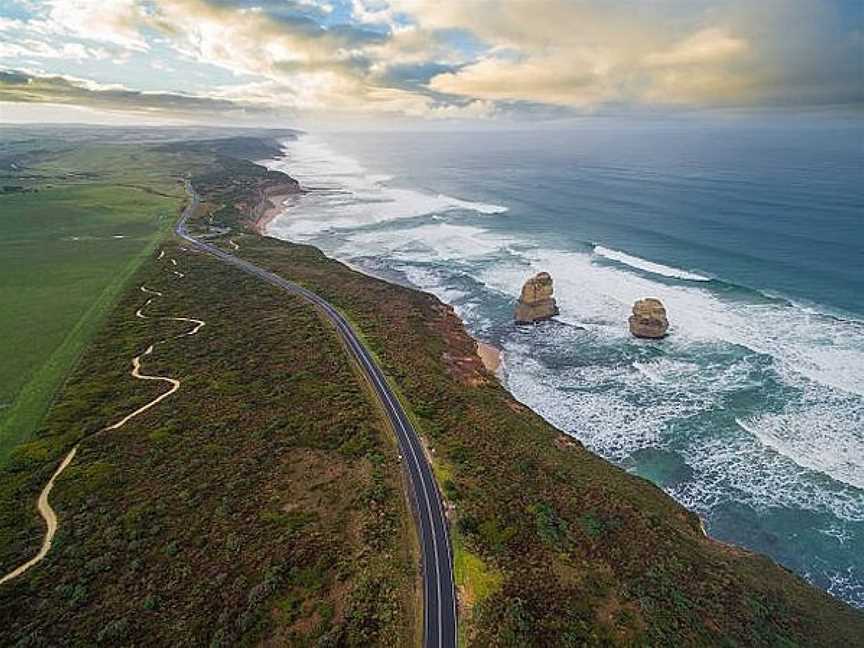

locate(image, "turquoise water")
[[265, 120, 864, 607]]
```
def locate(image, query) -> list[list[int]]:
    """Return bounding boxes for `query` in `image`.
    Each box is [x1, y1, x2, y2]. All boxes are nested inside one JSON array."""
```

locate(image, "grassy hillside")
[[186, 153, 864, 647], [0, 239, 417, 645], [0, 142, 189, 464]]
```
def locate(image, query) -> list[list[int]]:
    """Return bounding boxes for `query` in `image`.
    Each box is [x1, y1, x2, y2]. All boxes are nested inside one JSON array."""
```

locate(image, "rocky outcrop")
[[629, 298, 669, 338], [515, 272, 559, 324]]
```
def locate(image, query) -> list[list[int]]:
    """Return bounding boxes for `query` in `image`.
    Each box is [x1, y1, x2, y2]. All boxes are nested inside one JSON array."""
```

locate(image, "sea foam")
[[593, 245, 711, 281], [480, 246, 864, 397], [338, 223, 510, 262], [736, 372, 864, 490], [265, 136, 507, 240]]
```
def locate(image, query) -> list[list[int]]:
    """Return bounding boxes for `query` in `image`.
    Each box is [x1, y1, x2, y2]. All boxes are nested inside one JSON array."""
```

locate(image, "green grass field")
[[0, 146, 186, 464]]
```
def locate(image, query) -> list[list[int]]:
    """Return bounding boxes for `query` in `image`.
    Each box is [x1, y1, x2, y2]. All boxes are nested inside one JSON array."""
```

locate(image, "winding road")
[[176, 185, 458, 648]]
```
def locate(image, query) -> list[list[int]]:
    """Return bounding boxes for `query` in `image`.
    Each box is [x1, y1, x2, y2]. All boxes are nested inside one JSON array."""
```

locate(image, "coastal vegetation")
[[1, 129, 861, 646], [0, 236, 417, 645]]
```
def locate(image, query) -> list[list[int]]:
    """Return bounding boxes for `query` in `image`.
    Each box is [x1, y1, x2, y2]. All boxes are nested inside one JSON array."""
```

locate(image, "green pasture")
[[0, 150, 185, 464]]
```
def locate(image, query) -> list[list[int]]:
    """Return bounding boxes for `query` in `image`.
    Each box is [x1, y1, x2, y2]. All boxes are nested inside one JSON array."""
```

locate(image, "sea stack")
[[515, 272, 559, 324], [629, 298, 669, 338]]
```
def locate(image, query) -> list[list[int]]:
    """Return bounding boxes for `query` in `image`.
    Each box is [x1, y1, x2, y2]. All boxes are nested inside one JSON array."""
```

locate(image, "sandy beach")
[[252, 192, 293, 235]]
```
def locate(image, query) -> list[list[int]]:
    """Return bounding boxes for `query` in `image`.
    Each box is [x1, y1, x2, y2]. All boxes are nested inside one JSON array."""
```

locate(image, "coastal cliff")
[[249, 170, 303, 233], [220, 230, 863, 647], [177, 140, 303, 235]]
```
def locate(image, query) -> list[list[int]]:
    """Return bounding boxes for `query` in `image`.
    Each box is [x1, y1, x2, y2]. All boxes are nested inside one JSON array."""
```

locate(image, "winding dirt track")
[[0, 253, 203, 586], [0, 448, 77, 585]]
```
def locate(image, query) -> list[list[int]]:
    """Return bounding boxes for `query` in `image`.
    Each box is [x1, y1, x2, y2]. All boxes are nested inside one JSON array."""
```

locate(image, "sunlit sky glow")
[[0, 0, 861, 126]]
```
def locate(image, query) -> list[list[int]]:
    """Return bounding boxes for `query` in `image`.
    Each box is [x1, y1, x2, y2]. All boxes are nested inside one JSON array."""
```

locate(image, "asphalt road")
[[176, 186, 457, 648]]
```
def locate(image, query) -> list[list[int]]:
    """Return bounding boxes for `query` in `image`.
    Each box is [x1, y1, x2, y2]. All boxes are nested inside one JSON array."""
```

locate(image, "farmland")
[[0, 141, 187, 463]]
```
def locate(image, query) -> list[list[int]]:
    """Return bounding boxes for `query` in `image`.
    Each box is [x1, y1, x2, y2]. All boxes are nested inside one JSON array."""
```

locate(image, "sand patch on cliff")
[[476, 341, 501, 373]]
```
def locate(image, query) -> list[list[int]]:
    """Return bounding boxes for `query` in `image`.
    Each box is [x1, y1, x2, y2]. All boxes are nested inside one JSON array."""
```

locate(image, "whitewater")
[[265, 125, 864, 607]]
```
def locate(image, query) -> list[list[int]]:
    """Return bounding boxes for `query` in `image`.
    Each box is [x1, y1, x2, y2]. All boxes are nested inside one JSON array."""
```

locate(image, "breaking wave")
[[264, 135, 507, 240], [593, 245, 711, 281]]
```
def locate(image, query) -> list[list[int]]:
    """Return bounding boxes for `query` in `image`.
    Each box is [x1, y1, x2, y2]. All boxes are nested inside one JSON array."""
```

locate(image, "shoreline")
[[242, 158, 863, 620], [249, 163, 303, 236], [251, 191, 294, 235], [249, 196, 741, 594], [251, 193, 735, 565]]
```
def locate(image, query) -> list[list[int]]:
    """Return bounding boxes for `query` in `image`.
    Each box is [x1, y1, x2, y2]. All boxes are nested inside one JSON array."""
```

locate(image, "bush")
[[532, 503, 568, 546], [96, 617, 129, 643], [577, 513, 605, 538]]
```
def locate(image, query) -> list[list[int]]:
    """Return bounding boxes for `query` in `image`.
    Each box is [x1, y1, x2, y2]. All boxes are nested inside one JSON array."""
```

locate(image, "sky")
[[0, 0, 862, 127]]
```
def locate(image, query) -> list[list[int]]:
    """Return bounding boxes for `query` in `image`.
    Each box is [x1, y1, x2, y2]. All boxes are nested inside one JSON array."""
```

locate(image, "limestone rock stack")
[[629, 298, 669, 338], [515, 272, 559, 324]]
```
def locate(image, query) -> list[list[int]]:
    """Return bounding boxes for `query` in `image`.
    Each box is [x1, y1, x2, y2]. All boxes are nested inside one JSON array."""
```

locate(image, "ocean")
[[264, 119, 864, 608]]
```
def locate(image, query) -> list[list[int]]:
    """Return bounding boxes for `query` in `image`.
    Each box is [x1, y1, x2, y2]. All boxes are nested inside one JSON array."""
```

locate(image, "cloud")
[[0, 0, 860, 121], [379, 61, 462, 89], [429, 56, 614, 107], [423, 1, 860, 111], [0, 69, 252, 114], [37, 0, 151, 51], [419, 2, 755, 108], [645, 28, 748, 67], [0, 39, 110, 62]]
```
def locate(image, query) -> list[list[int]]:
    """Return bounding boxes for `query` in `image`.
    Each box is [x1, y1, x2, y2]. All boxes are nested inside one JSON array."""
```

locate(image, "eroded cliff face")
[[251, 172, 302, 216], [629, 298, 669, 338], [248, 171, 303, 232], [515, 272, 559, 323]]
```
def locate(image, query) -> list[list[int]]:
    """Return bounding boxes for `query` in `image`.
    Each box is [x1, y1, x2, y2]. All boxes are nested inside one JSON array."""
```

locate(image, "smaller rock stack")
[[629, 298, 669, 338], [515, 272, 559, 324]]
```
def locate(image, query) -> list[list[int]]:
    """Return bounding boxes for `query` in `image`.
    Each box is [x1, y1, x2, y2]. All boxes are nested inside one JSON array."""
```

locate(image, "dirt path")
[[0, 447, 77, 585], [0, 251, 203, 586]]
